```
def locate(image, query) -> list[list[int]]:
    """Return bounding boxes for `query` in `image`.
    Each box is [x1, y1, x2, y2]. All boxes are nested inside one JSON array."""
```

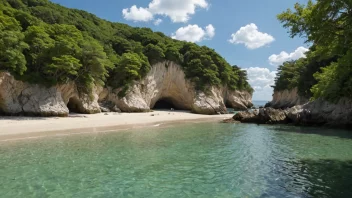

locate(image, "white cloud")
[[122, 5, 153, 22], [149, 0, 208, 23], [171, 24, 215, 43], [123, 0, 208, 23], [268, 46, 309, 66], [245, 67, 277, 100], [229, 23, 275, 49], [205, 24, 215, 38], [154, 18, 163, 26]]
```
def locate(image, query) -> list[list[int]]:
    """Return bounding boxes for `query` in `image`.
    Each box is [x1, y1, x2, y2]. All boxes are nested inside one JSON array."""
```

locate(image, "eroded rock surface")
[[232, 98, 352, 127], [0, 61, 253, 116], [98, 61, 253, 114], [265, 88, 308, 109], [0, 73, 100, 116]]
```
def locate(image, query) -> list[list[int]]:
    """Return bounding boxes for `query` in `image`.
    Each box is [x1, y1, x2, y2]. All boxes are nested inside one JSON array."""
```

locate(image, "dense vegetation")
[[0, 0, 252, 94], [274, 0, 352, 101]]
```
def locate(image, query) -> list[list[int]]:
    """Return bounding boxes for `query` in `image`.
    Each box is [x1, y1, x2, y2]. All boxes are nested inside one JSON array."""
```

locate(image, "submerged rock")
[[221, 118, 240, 123]]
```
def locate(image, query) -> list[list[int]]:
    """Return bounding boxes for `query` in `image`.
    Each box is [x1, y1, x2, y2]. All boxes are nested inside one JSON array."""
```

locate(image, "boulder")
[[258, 108, 288, 124], [233, 110, 259, 123], [233, 108, 288, 124]]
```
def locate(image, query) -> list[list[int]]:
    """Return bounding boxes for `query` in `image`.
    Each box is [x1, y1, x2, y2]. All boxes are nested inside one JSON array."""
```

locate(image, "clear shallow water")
[[1, 123, 352, 198]]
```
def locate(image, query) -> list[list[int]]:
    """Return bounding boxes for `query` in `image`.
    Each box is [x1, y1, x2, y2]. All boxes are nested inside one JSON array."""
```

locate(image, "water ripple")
[[1, 123, 352, 197]]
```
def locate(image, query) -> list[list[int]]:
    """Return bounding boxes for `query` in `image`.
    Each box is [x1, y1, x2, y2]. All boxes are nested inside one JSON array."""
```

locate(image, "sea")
[[1, 122, 352, 197]]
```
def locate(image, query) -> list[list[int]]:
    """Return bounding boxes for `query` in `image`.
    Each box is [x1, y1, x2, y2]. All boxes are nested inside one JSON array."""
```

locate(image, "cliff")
[[0, 61, 253, 116], [265, 88, 308, 109]]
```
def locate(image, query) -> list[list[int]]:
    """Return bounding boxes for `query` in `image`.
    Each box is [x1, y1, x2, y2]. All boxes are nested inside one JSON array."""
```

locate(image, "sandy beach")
[[0, 110, 230, 141]]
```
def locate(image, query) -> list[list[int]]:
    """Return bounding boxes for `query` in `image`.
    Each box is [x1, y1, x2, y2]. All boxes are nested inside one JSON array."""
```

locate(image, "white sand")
[[0, 110, 230, 140]]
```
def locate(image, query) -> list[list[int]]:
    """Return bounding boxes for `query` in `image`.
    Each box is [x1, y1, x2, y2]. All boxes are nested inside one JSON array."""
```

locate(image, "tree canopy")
[[273, 0, 352, 101], [0, 0, 252, 94]]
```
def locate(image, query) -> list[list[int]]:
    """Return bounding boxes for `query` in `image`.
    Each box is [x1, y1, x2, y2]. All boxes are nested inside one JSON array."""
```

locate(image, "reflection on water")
[[0, 123, 352, 197]]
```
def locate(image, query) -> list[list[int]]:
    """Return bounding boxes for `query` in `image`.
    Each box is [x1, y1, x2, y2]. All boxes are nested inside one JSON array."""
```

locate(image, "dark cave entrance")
[[153, 98, 178, 110], [225, 100, 235, 113], [225, 100, 233, 108], [67, 97, 82, 113]]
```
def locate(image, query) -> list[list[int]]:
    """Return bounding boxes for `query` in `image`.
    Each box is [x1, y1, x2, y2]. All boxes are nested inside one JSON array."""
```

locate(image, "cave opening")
[[153, 98, 178, 110], [67, 97, 82, 113], [225, 100, 233, 108], [225, 100, 235, 113]]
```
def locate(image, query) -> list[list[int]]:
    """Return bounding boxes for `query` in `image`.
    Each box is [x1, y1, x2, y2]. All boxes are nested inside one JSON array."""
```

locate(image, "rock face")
[[265, 88, 308, 109], [0, 73, 100, 116], [0, 61, 253, 116], [98, 61, 253, 114], [233, 98, 352, 127]]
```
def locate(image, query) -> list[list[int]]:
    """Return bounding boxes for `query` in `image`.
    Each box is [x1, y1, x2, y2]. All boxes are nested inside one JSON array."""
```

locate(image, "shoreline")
[[0, 110, 230, 141]]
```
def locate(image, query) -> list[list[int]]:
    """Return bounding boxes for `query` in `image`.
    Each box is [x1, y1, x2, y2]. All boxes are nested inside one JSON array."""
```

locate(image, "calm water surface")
[[1, 123, 352, 198]]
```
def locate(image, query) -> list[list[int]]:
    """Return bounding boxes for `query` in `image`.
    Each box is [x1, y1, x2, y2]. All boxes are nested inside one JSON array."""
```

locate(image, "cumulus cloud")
[[154, 18, 163, 26], [171, 24, 215, 42], [123, 0, 208, 23], [205, 24, 215, 38], [245, 67, 277, 100], [122, 5, 153, 22], [229, 23, 275, 49], [268, 46, 309, 66]]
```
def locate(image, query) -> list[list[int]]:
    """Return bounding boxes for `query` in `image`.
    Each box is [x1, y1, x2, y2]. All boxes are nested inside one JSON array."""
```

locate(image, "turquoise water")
[[1, 123, 352, 198]]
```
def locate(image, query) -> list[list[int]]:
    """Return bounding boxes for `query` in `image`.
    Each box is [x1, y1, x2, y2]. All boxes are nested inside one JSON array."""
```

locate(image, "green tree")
[[0, 11, 28, 75], [143, 43, 165, 64], [277, 0, 352, 101], [78, 36, 112, 91], [0, 0, 253, 95], [24, 24, 54, 73], [45, 55, 82, 83]]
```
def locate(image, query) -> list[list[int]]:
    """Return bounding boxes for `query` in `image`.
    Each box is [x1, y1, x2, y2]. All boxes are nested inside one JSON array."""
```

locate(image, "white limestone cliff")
[[266, 88, 308, 108], [0, 61, 253, 116]]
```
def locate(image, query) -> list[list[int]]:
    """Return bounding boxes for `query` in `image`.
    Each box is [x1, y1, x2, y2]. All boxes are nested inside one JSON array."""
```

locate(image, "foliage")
[[0, 11, 28, 75], [274, 0, 352, 101], [0, 0, 252, 93]]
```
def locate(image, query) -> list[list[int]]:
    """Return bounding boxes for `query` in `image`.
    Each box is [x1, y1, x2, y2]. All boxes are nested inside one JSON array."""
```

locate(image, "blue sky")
[[51, 0, 309, 101]]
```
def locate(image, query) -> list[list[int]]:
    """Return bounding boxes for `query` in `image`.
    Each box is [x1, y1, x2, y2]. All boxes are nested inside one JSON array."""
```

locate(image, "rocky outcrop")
[[232, 98, 352, 127], [0, 73, 100, 116], [233, 108, 288, 124], [225, 89, 253, 110], [265, 88, 308, 109], [0, 61, 253, 116], [98, 61, 253, 114]]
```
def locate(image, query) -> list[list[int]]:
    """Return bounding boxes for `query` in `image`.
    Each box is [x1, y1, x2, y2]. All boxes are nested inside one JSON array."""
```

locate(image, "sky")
[[51, 0, 310, 101]]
